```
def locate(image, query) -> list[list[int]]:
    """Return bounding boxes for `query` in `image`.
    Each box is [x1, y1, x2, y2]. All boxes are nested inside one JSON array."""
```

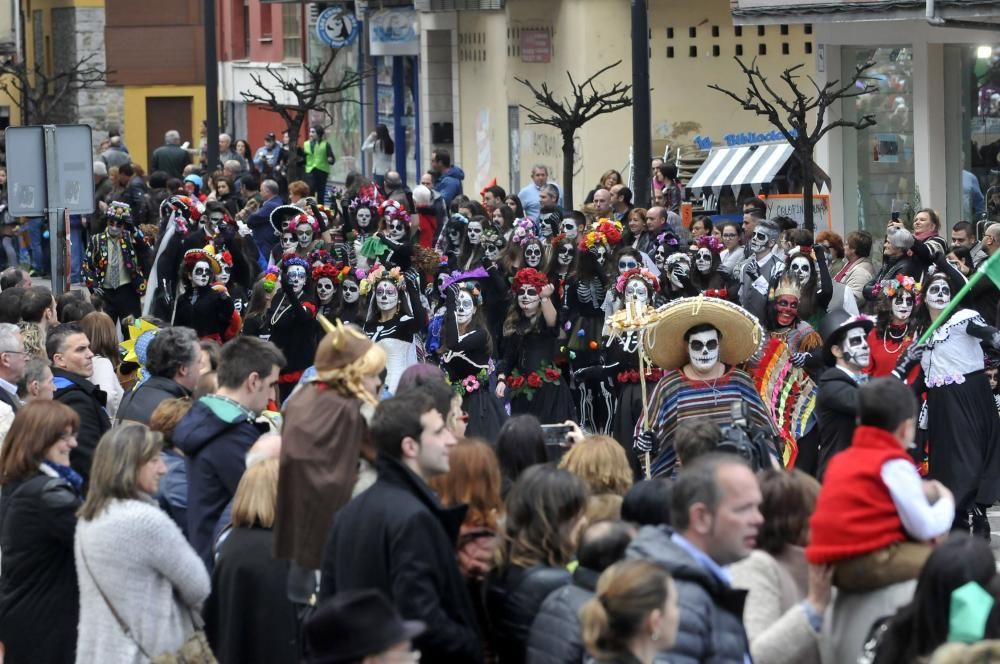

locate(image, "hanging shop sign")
[[369, 8, 419, 56], [316, 7, 360, 48]]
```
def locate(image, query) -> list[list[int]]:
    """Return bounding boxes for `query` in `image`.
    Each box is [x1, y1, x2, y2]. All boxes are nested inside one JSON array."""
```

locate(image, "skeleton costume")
[[783, 245, 833, 328], [438, 213, 469, 268], [292, 212, 322, 259], [909, 272, 1000, 531], [268, 205, 308, 267], [145, 195, 204, 320], [765, 274, 824, 374], [310, 263, 345, 320], [338, 272, 363, 327], [479, 225, 512, 346], [360, 200, 412, 270], [565, 220, 622, 433], [458, 216, 487, 272], [545, 233, 578, 310], [441, 280, 507, 442], [361, 265, 426, 395], [866, 275, 919, 379], [267, 254, 321, 400], [689, 235, 734, 299], [215, 249, 249, 318], [172, 246, 236, 342], [499, 268, 575, 424], [348, 195, 380, 269]]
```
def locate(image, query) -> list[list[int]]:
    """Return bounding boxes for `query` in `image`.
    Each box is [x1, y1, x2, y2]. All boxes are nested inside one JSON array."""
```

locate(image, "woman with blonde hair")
[[0, 401, 82, 664], [204, 458, 299, 663], [275, 317, 387, 575], [560, 434, 634, 522], [80, 311, 124, 418], [75, 423, 211, 663], [580, 560, 679, 664]]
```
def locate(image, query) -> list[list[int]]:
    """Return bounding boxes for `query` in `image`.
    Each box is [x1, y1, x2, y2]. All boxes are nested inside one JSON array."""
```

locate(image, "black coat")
[[116, 375, 192, 425], [525, 566, 599, 664], [53, 368, 111, 482], [485, 564, 573, 664], [815, 367, 861, 480], [0, 472, 82, 664], [320, 456, 483, 663], [204, 526, 298, 664]]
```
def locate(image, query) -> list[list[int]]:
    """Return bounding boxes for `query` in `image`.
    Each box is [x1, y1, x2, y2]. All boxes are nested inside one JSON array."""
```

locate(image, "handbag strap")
[[78, 537, 154, 660]]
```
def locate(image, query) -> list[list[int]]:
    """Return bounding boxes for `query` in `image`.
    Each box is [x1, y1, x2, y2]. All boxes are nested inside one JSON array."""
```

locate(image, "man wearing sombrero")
[[635, 296, 778, 478]]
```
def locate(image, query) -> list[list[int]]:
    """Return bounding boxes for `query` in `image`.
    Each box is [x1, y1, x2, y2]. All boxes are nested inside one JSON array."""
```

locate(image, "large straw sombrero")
[[644, 296, 763, 370]]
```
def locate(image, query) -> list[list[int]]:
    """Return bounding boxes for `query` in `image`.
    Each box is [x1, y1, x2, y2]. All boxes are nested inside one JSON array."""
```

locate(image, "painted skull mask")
[[654, 244, 670, 271], [375, 281, 400, 312], [296, 222, 314, 248], [518, 284, 540, 313], [926, 280, 951, 310], [386, 218, 407, 242], [484, 238, 504, 261], [687, 328, 721, 374], [342, 279, 360, 304], [891, 291, 914, 321], [315, 276, 336, 304], [618, 255, 640, 274], [789, 256, 812, 285], [557, 242, 575, 267], [694, 248, 713, 274], [280, 232, 297, 254], [447, 224, 464, 247], [355, 207, 374, 231], [191, 260, 212, 288], [466, 221, 483, 245], [206, 211, 225, 236], [749, 229, 772, 255], [590, 244, 608, 266], [218, 262, 231, 285], [286, 265, 307, 294], [455, 290, 475, 325], [523, 243, 543, 268], [561, 218, 579, 240], [839, 326, 871, 369], [624, 278, 649, 307]]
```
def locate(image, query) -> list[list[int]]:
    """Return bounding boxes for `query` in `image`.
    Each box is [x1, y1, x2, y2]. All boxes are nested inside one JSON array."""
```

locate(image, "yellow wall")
[[123, 85, 206, 170], [0, 75, 21, 126], [457, 0, 815, 200]]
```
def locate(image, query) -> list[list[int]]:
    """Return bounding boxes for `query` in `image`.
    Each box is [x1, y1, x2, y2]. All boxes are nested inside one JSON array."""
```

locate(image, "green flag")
[[917, 249, 1000, 344]]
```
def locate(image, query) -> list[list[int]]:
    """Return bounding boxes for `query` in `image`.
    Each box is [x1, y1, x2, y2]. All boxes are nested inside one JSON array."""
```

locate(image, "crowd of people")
[[0, 125, 998, 663]]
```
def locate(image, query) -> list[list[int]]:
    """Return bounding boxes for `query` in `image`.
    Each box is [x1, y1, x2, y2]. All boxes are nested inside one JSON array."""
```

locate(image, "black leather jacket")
[[485, 563, 572, 664]]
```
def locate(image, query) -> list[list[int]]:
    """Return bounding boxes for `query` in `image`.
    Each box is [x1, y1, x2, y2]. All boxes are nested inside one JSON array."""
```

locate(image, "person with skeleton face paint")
[[338, 272, 363, 326], [145, 195, 205, 320], [635, 299, 778, 479], [865, 275, 919, 378], [292, 213, 321, 257], [688, 235, 733, 299], [438, 280, 507, 440], [362, 201, 412, 270], [172, 246, 236, 342], [214, 249, 249, 317], [782, 245, 833, 328], [361, 264, 426, 395], [266, 254, 321, 400], [496, 268, 575, 424], [310, 263, 343, 319], [457, 215, 488, 272], [738, 218, 785, 324], [764, 274, 823, 379], [907, 271, 1000, 535], [662, 253, 698, 302], [82, 200, 148, 329]]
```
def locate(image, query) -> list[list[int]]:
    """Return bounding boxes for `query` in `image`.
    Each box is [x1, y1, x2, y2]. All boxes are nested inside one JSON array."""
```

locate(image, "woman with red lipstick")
[[865, 275, 919, 379]]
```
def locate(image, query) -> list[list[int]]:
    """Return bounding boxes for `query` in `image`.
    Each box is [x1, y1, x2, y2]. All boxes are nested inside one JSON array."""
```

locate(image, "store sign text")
[[694, 129, 797, 150]]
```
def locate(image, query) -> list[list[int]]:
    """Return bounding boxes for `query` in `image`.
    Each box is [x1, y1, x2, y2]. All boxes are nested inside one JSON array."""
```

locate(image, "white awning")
[[686, 142, 830, 198]]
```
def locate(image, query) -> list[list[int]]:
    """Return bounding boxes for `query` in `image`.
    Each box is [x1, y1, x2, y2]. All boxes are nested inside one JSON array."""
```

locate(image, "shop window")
[[757, 25, 765, 36], [805, 24, 813, 34], [780, 24, 789, 35], [805, 42, 813, 55], [782, 43, 789, 55], [734, 26, 743, 37], [667, 27, 674, 39], [736, 44, 743, 57]]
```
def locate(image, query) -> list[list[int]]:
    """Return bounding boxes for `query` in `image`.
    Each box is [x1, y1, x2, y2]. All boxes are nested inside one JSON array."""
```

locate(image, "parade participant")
[[348, 194, 380, 266], [82, 201, 147, 328], [783, 245, 833, 327], [291, 210, 321, 259], [439, 213, 469, 266], [310, 262, 344, 319], [661, 252, 698, 302], [651, 231, 682, 274], [738, 218, 784, 323], [338, 270, 363, 326], [276, 318, 385, 576], [479, 225, 512, 342], [362, 199, 412, 270], [181, 201, 251, 295], [458, 215, 487, 271], [145, 194, 204, 319], [267, 204, 305, 267], [911, 271, 1000, 535], [216, 248, 249, 317], [440, 281, 507, 441], [689, 234, 731, 298], [497, 268, 575, 424], [545, 233, 577, 307], [814, 311, 875, 479], [172, 246, 237, 342], [267, 254, 320, 400], [566, 219, 621, 433], [634, 296, 774, 479], [866, 275, 919, 378], [361, 264, 425, 395], [765, 274, 823, 371]]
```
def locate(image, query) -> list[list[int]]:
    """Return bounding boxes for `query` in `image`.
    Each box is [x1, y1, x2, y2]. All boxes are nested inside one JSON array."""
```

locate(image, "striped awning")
[[686, 142, 830, 198]]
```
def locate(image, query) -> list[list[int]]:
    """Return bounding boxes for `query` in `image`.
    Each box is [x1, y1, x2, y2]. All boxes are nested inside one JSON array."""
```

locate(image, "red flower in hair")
[[512, 267, 549, 294], [311, 263, 340, 282]]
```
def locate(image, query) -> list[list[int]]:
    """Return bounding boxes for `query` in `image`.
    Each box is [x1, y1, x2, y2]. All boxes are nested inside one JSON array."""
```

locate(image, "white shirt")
[[880, 459, 955, 541]]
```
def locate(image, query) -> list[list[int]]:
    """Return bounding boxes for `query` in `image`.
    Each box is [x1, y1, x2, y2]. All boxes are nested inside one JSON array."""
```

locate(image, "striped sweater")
[[637, 366, 776, 478]]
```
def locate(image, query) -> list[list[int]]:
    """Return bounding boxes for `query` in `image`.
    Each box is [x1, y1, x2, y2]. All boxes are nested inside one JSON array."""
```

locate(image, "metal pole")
[[631, 0, 652, 209], [204, 0, 220, 171], [43, 125, 65, 295]]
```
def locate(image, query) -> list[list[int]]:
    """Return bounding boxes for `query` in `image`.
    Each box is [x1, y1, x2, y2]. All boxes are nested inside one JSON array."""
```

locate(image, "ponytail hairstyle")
[[581, 560, 675, 660]]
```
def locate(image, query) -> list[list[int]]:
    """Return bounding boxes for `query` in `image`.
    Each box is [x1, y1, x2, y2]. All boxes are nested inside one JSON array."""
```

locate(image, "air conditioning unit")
[[414, 0, 504, 10]]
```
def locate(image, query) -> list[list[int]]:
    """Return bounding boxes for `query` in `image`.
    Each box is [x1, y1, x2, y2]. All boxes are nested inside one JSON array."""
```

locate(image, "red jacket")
[[806, 425, 914, 564]]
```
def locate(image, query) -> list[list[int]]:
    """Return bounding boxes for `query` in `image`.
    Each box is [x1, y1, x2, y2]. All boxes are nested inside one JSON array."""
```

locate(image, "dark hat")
[[270, 204, 305, 235], [306, 589, 425, 664], [265, 132, 276, 140], [820, 310, 874, 366]]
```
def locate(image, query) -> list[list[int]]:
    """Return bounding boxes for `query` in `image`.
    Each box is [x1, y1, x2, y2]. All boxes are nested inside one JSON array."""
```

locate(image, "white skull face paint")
[[518, 285, 540, 312], [561, 218, 578, 240], [841, 326, 870, 368], [206, 212, 224, 235], [342, 280, 359, 304], [891, 291, 914, 321], [192, 260, 212, 287], [316, 277, 335, 304], [591, 245, 608, 266], [654, 245, 669, 270], [694, 249, 713, 274], [387, 219, 407, 242], [618, 256, 639, 273], [926, 280, 951, 310], [467, 221, 483, 245], [296, 223, 314, 248], [375, 281, 399, 312], [557, 243, 574, 267], [355, 207, 373, 230], [281, 232, 297, 253], [687, 329, 721, 373], [789, 256, 812, 285], [524, 244, 542, 268], [286, 265, 307, 294], [218, 262, 231, 285], [455, 290, 475, 325], [749, 230, 772, 255], [624, 278, 649, 306], [485, 240, 503, 261]]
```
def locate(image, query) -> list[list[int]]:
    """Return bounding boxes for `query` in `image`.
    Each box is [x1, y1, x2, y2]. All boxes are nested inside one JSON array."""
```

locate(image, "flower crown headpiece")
[[512, 267, 549, 294], [312, 262, 347, 283], [788, 246, 817, 262], [454, 280, 483, 306], [615, 267, 660, 295], [281, 253, 311, 274], [450, 212, 469, 227], [695, 235, 725, 254], [262, 266, 280, 293], [291, 212, 320, 233], [882, 275, 921, 297], [218, 250, 233, 267], [482, 225, 503, 244], [105, 201, 132, 223], [579, 219, 623, 252], [656, 231, 680, 247], [348, 195, 379, 211], [359, 263, 405, 296], [308, 248, 333, 266], [380, 200, 411, 224], [550, 232, 568, 247], [510, 218, 537, 246]]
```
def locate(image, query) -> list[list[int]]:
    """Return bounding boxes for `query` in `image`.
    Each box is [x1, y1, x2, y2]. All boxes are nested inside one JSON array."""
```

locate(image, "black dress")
[[564, 275, 611, 432], [173, 284, 236, 342], [441, 312, 507, 443], [604, 331, 660, 475], [364, 280, 426, 395], [267, 288, 321, 400], [501, 318, 575, 424]]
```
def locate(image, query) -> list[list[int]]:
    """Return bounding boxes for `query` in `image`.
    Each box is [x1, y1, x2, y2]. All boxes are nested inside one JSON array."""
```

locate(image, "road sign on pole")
[[5, 124, 94, 295]]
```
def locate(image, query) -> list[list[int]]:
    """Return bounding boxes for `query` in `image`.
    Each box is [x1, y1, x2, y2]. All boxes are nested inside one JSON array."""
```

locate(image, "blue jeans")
[[27, 217, 47, 273]]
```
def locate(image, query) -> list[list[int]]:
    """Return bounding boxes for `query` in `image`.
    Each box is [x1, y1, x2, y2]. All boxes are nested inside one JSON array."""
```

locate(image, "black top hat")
[[306, 589, 425, 664], [820, 309, 874, 366]]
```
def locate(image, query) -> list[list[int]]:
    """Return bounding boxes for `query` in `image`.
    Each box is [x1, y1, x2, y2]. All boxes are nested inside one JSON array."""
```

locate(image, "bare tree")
[[240, 49, 367, 182], [709, 57, 877, 231], [515, 61, 633, 209], [0, 53, 106, 125]]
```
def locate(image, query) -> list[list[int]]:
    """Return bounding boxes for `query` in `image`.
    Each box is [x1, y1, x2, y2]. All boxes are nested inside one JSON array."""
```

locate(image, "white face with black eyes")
[[281, 232, 297, 253], [316, 277, 335, 304], [524, 243, 543, 268], [191, 261, 211, 287], [375, 281, 399, 312], [789, 256, 812, 285], [342, 280, 359, 304], [455, 290, 475, 325], [466, 221, 483, 245], [355, 207, 373, 230], [686, 329, 720, 374], [624, 279, 649, 307], [286, 265, 307, 294]]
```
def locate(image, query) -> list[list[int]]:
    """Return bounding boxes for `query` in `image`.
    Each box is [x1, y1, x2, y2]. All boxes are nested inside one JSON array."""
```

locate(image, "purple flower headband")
[[349, 195, 379, 211], [510, 218, 537, 246]]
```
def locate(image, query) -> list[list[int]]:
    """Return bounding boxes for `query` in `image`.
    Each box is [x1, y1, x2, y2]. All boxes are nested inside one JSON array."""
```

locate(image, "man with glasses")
[[718, 222, 744, 276], [82, 201, 147, 330]]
